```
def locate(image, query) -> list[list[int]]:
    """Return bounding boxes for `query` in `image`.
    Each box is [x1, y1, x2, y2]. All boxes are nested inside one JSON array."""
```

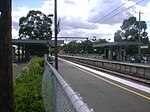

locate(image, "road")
[[58, 59, 150, 112]]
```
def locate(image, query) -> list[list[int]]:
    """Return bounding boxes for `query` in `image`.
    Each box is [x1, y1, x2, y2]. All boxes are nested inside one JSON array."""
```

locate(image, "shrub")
[[13, 63, 18, 69], [21, 66, 30, 75], [29, 57, 45, 75], [14, 57, 45, 112]]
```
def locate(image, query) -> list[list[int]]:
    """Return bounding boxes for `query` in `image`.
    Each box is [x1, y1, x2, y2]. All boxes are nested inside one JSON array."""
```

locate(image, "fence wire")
[[42, 57, 94, 112]]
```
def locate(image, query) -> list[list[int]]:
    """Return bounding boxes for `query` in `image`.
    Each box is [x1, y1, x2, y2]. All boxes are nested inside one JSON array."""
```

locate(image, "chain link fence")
[[42, 56, 94, 112]]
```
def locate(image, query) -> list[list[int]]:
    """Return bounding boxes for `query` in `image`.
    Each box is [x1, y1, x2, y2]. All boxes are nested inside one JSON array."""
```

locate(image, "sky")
[[12, 0, 150, 42]]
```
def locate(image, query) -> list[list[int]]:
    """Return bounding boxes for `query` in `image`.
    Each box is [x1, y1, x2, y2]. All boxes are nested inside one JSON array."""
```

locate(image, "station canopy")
[[93, 42, 142, 48], [12, 39, 64, 47]]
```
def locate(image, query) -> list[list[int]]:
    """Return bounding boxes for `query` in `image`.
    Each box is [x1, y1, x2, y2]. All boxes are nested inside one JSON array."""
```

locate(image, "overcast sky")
[[12, 0, 150, 42]]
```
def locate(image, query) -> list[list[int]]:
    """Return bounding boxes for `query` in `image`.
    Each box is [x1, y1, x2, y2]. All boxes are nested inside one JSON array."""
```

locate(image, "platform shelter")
[[12, 39, 64, 62], [93, 42, 146, 61]]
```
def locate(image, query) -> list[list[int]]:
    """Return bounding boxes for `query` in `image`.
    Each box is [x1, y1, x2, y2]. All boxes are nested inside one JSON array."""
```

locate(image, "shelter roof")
[[93, 42, 142, 47], [12, 39, 64, 47]]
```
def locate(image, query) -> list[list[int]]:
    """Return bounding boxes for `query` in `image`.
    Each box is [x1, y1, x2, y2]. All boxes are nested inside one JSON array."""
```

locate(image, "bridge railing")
[[42, 55, 94, 112]]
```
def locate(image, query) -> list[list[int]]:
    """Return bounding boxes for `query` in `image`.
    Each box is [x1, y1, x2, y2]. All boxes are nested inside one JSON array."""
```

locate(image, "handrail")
[[45, 56, 94, 112]]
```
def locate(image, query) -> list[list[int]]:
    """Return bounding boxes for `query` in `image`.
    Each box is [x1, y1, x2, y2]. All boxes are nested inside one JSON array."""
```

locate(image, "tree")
[[19, 10, 52, 40], [114, 30, 123, 42], [94, 38, 107, 44], [61, 39, 108, 54], [62, 41, 78, 53], [114, 16, 149, 44]]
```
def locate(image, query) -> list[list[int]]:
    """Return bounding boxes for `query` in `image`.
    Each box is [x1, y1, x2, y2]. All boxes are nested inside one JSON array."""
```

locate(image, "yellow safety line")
[[72, 64, 150, 101]]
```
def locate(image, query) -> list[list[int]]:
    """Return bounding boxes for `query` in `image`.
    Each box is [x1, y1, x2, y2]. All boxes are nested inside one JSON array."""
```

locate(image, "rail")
[[59, 55, 150, 83], [42, 55, 94, 112]]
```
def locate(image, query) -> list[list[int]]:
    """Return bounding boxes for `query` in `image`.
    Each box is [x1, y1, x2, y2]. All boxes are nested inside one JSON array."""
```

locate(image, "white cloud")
[[12, 7, 29, 39], [57, 0, 134, 40], [12, 0, 150, 41], [133, 1, 150, 38], [12, 28, 19, 39]]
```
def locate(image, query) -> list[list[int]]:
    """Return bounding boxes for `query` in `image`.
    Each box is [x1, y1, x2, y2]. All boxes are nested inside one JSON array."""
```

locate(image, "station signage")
[[141, 46, 148, 49]]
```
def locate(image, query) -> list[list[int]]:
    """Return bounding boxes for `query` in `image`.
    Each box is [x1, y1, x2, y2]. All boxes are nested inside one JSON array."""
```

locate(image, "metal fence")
[[42, 56, 94, 112]]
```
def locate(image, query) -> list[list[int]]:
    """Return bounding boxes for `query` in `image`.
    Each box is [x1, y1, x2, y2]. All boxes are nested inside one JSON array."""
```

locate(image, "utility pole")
[[0, 0, 14, 111], [136, 11, 143, 55], [54, 0, 58, 70], [138, 11, 141, 55]]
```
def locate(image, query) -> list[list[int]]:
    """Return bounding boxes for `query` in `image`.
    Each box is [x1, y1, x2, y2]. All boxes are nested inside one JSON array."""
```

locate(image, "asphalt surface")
[[58, 59, 150, 112]]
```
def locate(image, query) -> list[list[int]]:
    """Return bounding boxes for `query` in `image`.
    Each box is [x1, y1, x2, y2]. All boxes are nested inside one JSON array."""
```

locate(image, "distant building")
[[93, 42, 144, 61]]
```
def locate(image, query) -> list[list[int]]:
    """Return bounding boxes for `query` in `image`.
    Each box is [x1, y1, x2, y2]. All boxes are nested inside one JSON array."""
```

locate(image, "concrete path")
[[13, 63, 27, 80]]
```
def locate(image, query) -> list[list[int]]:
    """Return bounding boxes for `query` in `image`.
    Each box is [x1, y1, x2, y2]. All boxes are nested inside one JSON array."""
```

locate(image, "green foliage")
[[13, 63, 18, 69], [21, 66, 30, 75], [29, 57, 45, 75], [19, 10, 52, 40], [114, 30, 122, 42], [14, 57, 45, 112], [61, 39, 107, 54], [114, 16, 149, 43]]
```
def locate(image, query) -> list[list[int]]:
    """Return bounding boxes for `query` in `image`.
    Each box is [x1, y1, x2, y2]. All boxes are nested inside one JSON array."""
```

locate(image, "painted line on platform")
[[60, 58, 150, 100], [77, 67, 150, 100]]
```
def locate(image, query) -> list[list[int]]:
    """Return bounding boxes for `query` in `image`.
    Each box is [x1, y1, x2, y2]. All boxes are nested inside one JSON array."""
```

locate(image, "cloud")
[[59, 0, 150, 41], [87, 0, 136, 25], [12, 7, 30, 38], [57, 0, 132, 40], [12, 0, 150, 41], [12, 28, 19, 39], [12, 21, 19, 30], [63, 0, 76, 5], [60, 15, 98, 30]]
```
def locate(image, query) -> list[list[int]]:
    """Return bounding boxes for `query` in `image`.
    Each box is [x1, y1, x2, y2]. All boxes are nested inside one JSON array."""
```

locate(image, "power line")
[[73, 0, 145, 37], [101, 0, 145, 24], [74, 2, 127, 37], [52, 36, 88, 39]]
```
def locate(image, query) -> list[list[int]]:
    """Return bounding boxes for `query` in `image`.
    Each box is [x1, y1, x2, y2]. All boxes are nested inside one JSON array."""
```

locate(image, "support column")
[[25, 45, 29, 62], [119, 46, 122, 61], [22, 44, 25, 61], [17, 43, 20, 62]]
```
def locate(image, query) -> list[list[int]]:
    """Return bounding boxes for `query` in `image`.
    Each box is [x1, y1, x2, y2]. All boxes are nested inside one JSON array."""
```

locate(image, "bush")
[[21, 66, 30, 75], [14, 57, 45, 112], [29, 57, 45, 75]]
